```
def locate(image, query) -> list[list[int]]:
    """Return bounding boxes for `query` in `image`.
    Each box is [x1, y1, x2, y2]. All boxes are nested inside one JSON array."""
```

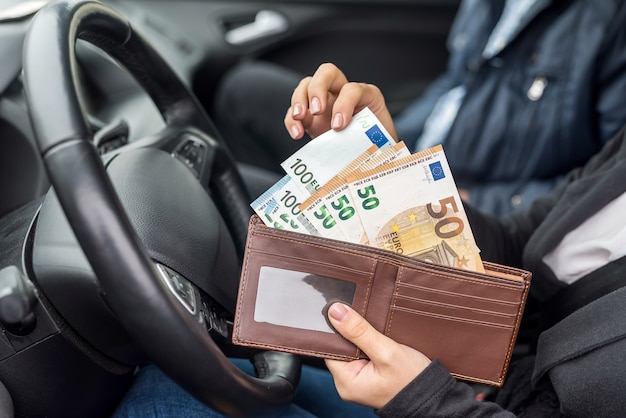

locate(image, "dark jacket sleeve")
[[377, 361, 515, 418], [463, 196, 552, 268]]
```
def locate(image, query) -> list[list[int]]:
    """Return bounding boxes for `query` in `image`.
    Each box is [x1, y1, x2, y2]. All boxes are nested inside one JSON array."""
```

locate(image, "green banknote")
[[250, 174, 319, 235], [300, 141, 411, 244]]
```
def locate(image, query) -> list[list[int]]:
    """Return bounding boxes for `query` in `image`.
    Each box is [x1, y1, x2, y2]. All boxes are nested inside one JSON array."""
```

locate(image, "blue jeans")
[[112, 359, 377, 417]]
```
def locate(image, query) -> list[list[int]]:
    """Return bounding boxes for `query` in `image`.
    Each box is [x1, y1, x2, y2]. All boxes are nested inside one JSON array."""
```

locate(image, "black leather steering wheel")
[[22, 1, 300, 416]]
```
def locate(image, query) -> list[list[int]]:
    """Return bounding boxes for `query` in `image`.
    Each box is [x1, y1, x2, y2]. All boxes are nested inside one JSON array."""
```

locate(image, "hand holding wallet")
[[233, 215, 532, 387]]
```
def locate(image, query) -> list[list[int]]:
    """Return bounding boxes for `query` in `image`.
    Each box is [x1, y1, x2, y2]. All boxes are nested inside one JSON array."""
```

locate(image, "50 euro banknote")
[[300, 141, 411, 244], [345, 145, 484, 272], [295, 145, 382, 241]]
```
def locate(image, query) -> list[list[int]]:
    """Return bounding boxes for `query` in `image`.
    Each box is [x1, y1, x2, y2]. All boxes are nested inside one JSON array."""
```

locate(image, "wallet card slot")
[[392, 296, 516, 327], [385, 308, 516, 386], [395, 282, 520, 317], [397, 266, 527, 304]]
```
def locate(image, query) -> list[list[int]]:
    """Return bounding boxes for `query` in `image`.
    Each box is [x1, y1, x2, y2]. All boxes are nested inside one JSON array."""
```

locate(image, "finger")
[[324, 358, 342, 374], [306, 63, 349, 115], [324, 358, 369, 378], [290, 76, 313, 120], [327, 82, 371, 130], [284, 107, 305, 139], [330, 83, 397, 139], [327, 303, 395, 362], [324, 358, 372, 406], [286, 76, 316, 139], [284, 104, 316, 140]]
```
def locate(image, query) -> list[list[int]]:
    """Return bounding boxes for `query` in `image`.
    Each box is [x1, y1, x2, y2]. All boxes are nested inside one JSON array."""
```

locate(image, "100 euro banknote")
[[250, 175, 319, 235], [346, 145, 484, 272], [280, 107, 394, 196]]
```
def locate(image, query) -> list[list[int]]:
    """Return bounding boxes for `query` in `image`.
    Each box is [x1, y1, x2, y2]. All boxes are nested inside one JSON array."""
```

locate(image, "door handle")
[[224, 10, 288, 45]]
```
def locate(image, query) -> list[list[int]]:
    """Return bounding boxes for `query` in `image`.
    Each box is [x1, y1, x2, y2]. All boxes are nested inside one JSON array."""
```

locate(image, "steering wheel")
[[22, 0, 300, 416]]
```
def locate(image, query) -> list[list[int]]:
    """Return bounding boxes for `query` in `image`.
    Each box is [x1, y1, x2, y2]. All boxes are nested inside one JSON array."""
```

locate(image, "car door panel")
[[116, 0, 460, 116]]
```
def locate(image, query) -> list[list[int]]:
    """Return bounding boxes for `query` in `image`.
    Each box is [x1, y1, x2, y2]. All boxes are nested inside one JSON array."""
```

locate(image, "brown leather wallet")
[[233, 215, 532, 387]]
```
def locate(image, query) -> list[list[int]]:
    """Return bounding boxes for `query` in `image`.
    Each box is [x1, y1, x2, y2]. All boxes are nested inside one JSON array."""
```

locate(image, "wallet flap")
[[233, 216, 377, 360]]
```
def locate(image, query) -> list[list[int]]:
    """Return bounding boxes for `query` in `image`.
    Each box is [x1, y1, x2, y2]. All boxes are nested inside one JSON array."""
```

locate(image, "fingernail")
[[310, 97, 321, 114], [328, 303, 348, 322], [332, 113, 344, 129], [293, 103, 302, 117], [290, 125, 300, 139]]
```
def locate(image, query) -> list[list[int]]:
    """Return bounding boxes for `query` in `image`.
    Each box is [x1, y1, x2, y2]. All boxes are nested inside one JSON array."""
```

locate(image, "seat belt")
[[541, 255, 626, 331]]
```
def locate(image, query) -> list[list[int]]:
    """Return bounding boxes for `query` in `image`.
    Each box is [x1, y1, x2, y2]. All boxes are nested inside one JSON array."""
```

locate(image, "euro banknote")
[[300, 141, 411, 244], [297, 145, 383, 241], [251, 108, 483, 272], [250, 174, 319, 235], [346, 145, 484, 272], [280, 107, 394, 196]]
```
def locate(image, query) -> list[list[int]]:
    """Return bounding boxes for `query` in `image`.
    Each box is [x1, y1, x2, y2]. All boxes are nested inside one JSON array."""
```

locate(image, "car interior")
[[0, 0, 460, 416]]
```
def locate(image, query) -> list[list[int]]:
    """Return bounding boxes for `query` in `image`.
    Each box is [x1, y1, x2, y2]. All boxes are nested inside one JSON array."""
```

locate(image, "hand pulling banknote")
[[250, 107, 484, 272]]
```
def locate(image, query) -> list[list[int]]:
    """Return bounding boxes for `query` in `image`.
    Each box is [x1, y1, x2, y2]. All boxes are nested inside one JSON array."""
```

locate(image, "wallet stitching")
[[390, 307, 515, 328], [449, 373, 500, 386], [253, 231, 376, 264], [395, 283, 520, 306], [253, 231, 525, 291], [249, 249, 372, 276], [251, 217, 531, 284], [232, 340, 358, 361], [233, 232, 255, 343], [396, 266, 523, 295], [386, 268, 402, 336], [358, 261, 376, 360], [498, 279, 531, 384], [393, 296, 518, 319]]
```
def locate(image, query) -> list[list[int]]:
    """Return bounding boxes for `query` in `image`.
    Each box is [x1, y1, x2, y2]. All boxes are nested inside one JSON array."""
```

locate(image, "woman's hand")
[[324, 303, 431, 409], [284, 63, 398, 141]]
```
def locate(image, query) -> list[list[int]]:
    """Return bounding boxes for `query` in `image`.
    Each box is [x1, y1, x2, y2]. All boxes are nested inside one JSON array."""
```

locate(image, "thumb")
[[327, 302, 391, 361]]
